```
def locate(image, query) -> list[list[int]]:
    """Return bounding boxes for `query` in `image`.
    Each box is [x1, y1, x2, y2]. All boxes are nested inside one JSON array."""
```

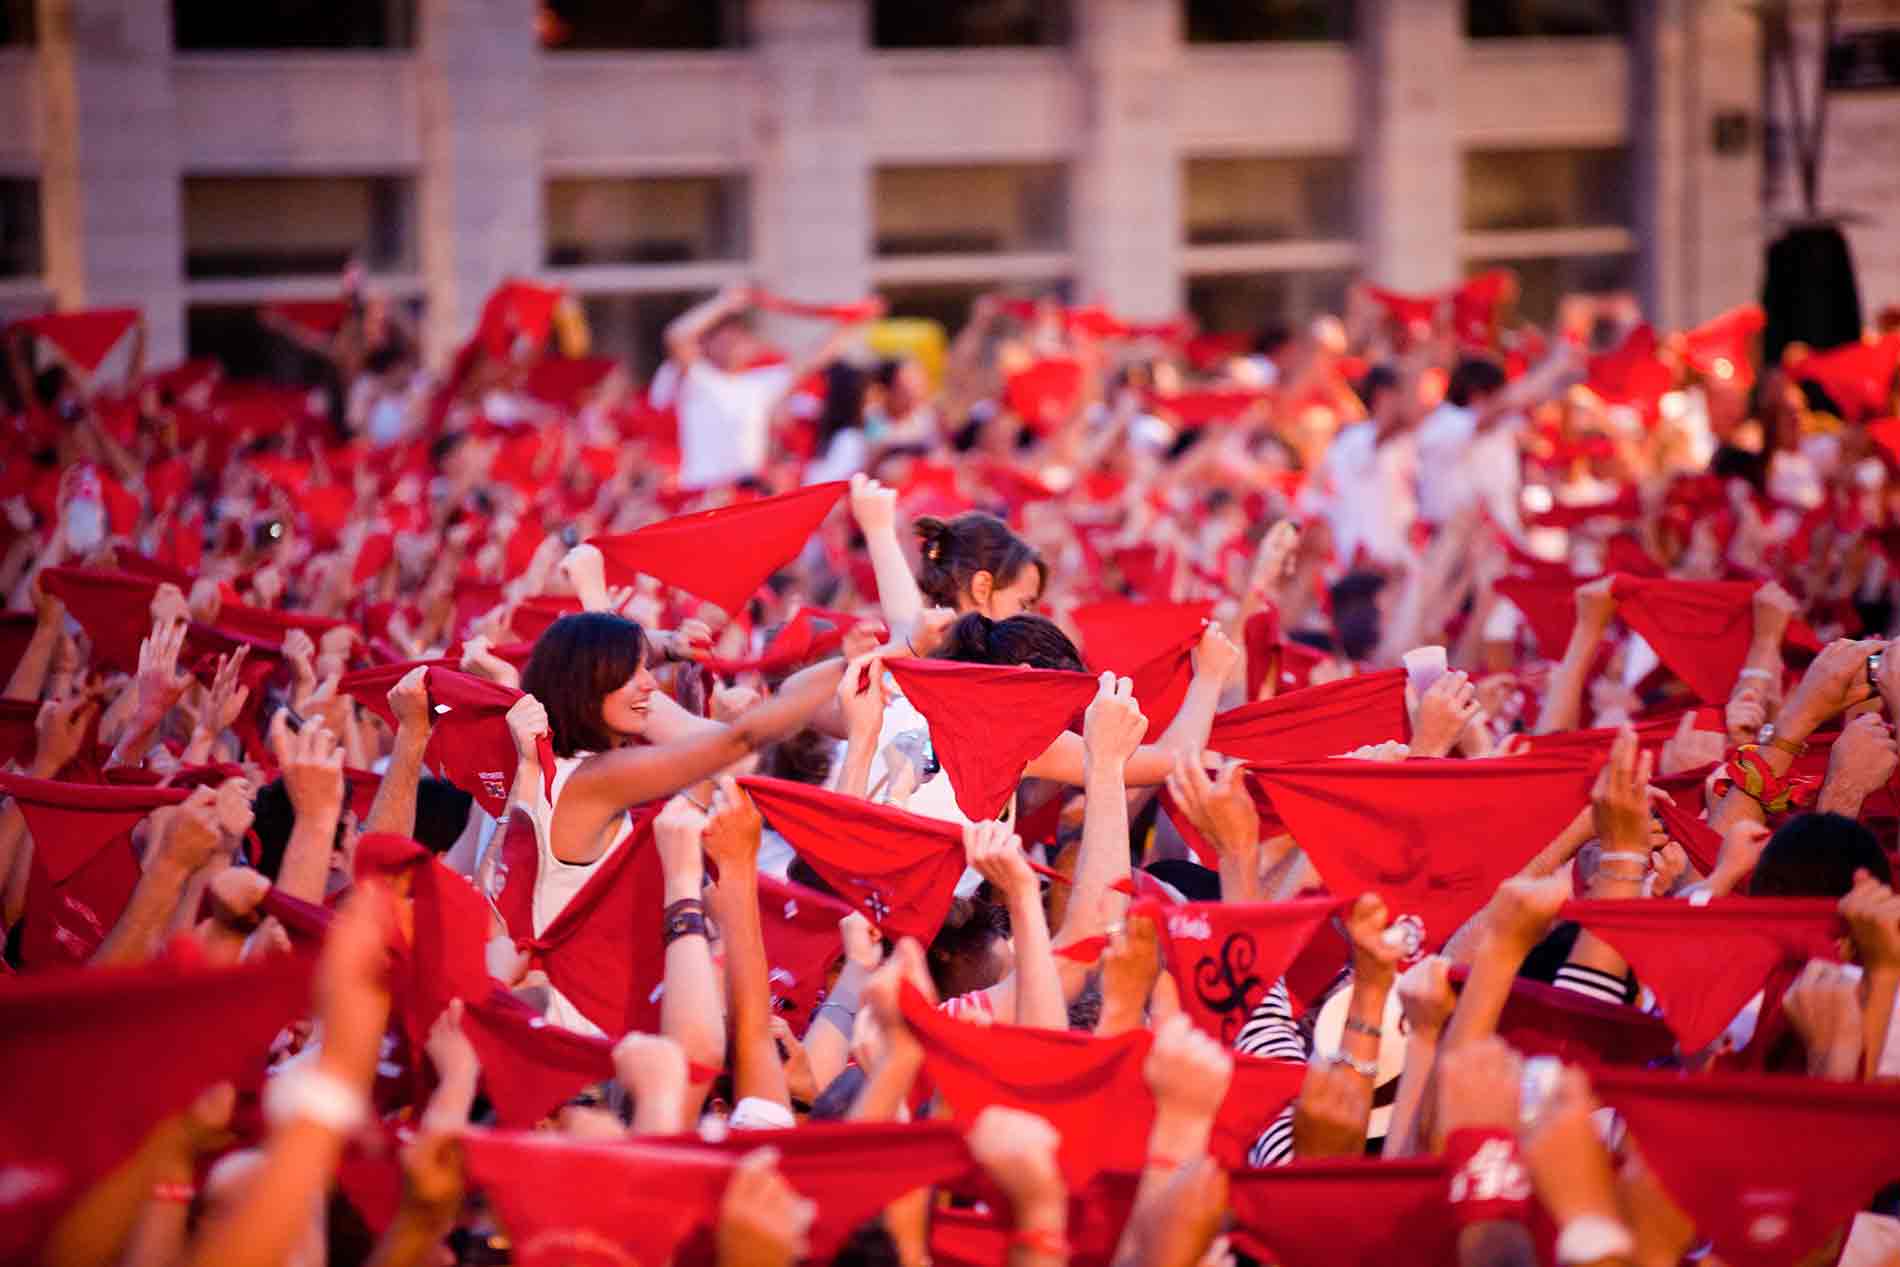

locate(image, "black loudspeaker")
[[1761, 222, 1864, 367]]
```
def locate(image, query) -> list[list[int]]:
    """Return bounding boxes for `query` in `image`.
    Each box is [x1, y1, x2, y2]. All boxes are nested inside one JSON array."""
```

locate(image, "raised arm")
[[1532, 577, 1616, 735], [268, 713, 346, 903], [849, 474, 927, 635], [649, 796, 726, 1104], [965, 820, 1065, 1029], [703, 777, 790, 1114], [363, 666, 432, 838], [1053, 673, 1145, 953], [93, 791, 227, 966], [664, 283, 751, 369]]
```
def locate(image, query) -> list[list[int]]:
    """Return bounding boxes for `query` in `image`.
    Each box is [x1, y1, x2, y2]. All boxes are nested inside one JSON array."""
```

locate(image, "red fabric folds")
[[1446, 965, 1677, 1068], [885, 657, 1099, 822], [38, 567, 158, 672], [1138, 896, 1346, 1045], [0, 773, 190, 968], [757, 873, 850, 1034], [1070, 600, 1211, 740], [752, 291, 886, 325], [1611, 576, 1822, 704], [523, 356, 617, 409], [476, 280, 563, 360], [1250, 755, 1597, 952], [339, 666, 551, 817], [9, 307, 139, 374], [737, 776, 966, 942], [1228, 1159, 1455, 1267], [1591, 1069, 1900, 1267], [1788, 334, 1900, 423], [1206, 669, 1409, 765], [1559, 898, 1844, 1052], [1679, 304, 1764, 386], [589, 481, 848, 618], [0, 952, 313, 1196], [1586, 323, 1674, 418]]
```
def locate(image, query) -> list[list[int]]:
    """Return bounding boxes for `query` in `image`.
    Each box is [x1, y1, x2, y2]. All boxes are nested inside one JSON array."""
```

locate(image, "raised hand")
[[1191, 622, 1241, 687], [848, 473, 897, 538], [1167, 756, 1259, 863], [1590, 726, 1653, 853], [1840, 868, 1900, 976], [905, 606, 957, 658], [31, 688, 102, 777], [269, 712, 345, 828], [716, 1148, 816, 1267], [133, 614, 193, 724], [161, 786, 230, 874], [1144, 1013, 1234, 1129], [504, 693, 549, 765], [1291, 1055, 1373, 1159], [425, 998, 481, 1088], [702, 775, 763, 876], [1484, 874, 1570, 958], [652, 795, 709, 887], [836, 653, 888, 741], [1573, 575, 1617, 628], [1410, 670, 1481, 758], [1397, 955, 1457, 1038], [1344, 891, 1405, 986], [1780, 959, 1864, 1080], [1097, 913, 1162, 1030], [388, 663, 433, 735], [613, 1031, 689, 1134], [1821, 712, 1899, 813], [840, 910, 884, 971], [965, 1106, 1067, 1226], [1658, 710, 1724, 776], [1725, 684, 1767, 746], [213, 775, 256, 840], [962, 819, 1036, 904], [1781, 638, 1883, 738], [1083, 672, 1147, 773], [1433, 1036, 1523, 1138]]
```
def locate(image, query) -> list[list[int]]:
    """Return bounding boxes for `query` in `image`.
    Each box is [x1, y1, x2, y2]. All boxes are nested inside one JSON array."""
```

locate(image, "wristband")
[[1444, 1127, 1533, 1229], [263, 1066, 369, 1135], [1554, 1213, 1634, 1265], [1723, 744, 1818, 813], [1327, 1049, 1379, 1079], [1343, 1017, 1383, 1040], [151, 1181, 197, 1204], [1010, 1226, 1070, 1259], [664, 898, 709, 946]]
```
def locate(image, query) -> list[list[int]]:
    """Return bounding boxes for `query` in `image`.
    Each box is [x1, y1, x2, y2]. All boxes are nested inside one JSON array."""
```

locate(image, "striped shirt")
[[1233, 979, 1304, 1167]]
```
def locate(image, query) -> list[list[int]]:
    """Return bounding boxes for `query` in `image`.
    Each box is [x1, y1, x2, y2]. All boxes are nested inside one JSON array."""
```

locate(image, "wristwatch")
[[1757, 723, 1807, 758]]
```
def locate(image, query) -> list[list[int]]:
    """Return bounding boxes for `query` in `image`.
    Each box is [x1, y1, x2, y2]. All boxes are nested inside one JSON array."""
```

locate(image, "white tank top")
[[523, 753, 638, 938]]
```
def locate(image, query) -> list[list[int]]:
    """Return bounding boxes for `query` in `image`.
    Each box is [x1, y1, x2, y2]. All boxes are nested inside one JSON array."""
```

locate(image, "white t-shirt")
[[1414, 401, 1525, 534], [650, 359, 794, 490], [1317, 420, 1415, 569]]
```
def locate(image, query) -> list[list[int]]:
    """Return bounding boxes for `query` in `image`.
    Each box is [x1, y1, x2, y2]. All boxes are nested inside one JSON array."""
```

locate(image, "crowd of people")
[[3, 259, 1900, 1267]]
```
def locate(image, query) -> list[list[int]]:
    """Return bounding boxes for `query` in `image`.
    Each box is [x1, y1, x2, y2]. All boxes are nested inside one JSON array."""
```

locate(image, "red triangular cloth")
[[1135, 896, 1346, 1045], [339, 666, 554, 817], [737, 776, 968, 942], [1592, 1069, 1900, 1267], [37, 566, 158, 673], [1610, 576, 1822, 704], [0, 773, 190, 968], [1558, 898, 1844, 1053], [9, 307, 139, 374], [589, 481, 848, 618], [1250, 754, 1597, 952], [1206, 668, 1410, 764], [885, 657, 1099, 821], [899, 983, 1303, 1186], [1228, 1158, 1455, 1267]]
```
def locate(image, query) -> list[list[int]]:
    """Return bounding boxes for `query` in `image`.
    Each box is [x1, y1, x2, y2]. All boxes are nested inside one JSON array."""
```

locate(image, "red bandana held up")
[[756, 873, 851, 1035], [1494, 571, 1589, 662], [0, 952, 313, 1200], [737, 776, 968, 942], [751, 291, 886, 325], [1445, 966, 1677, 1068], [1206, 669, 1410, 765], [1228, 1159, 1456, 1267], [1070, 600, 1211, 740], [0, 773, 190, 968], [37, 567, 160, 673], [1136, 896, 1346, 1045], [1250, 755, 1597, 952], [1558, 898, 1844, 1053], [898, 984, 1302, 1185], [488, 809, 667, 1040], [1678, 303, 1764, 387], [9, 307, 140, 374], [885, 657, 1099, 822], [588, 481, 848, 619], [699, 606, 871, 679], [213, 599, 354, 651], [476, 279, 564, 360], [467, 1121, 973, 1267], [1586, 323, 1674, 419], [1591, 1069, 1900, 1267], [1610, 576, 1822, 704], [1787, 333, 1900, 424], [260, 299, 347, 340], [339, 667, 553, 817]]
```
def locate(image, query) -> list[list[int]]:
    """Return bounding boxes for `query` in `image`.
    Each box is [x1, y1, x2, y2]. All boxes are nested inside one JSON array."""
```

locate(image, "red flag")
[[589, 482, 848, 619], [1559, 898, 1843, 1053], [476, 280, 564, 360], [1139, 896, 1346, 1045], [1250, 755, 1597, 952], [737, 777, 966, 942], [1592, 1069, 1900, 1267], [9, 308, 139, 374], [885, 657, 1099, 822]]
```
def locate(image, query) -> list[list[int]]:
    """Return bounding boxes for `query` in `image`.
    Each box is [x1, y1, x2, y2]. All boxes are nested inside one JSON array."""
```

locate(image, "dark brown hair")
[[521, 612, 648, 757], [936, 612, 1084, 673], [913, 511, 1045, 609]]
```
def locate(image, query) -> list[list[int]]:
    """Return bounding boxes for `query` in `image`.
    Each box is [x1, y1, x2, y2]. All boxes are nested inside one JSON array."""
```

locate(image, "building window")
[[1186, 271, 1353, 337], [172, 0, 414, 49], [1184, 156, 1355, 246], [875, 164, 1068, 257], [578, 291, 708, 380], [873, 0, 1069, 48], [1467, 1, 1630, 39], [1466, 255, 1635, 326], [0, 179, 38, 279], [1464, 148, 1631, 233], [183, 176, 415, 279], [546, 176, 748, 269], [540, 0, 746, 50], [1183, 0, 1350, 42], [1, 0, 34, 44]]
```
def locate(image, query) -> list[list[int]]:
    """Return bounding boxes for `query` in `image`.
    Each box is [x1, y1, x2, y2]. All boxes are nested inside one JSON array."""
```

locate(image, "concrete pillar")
[[35, 0, 185, 364], [1357, 0, 1462, 293], [750, 0, 872, 354], [416, 0, 543, 363], [1073, 0, 1182, 320], [1632, 0, 1690, 330]]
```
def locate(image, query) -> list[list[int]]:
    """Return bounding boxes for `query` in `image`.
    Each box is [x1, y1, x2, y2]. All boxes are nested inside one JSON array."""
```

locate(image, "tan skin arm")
[[552, 657, 845, 864]]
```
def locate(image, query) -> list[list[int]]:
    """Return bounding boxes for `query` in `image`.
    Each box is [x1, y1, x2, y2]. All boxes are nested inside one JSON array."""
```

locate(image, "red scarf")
[[1592, 1069, 1900, 1267], [1787, 333, 1900, 423], [1136, 896, 1346, 1045], [1610, 576, 1822, 704], [476, 279, 564, 360], [1207, 669, 1410, 764], [1679, 304, 1764, 387], [9, 307, 139, 374], [523, 356, 618, 410], [0, 773, 190, 968], [589, 481, 849, 618], [757, 873, 850, 1036], [1250, 754, 1597, 952], [1228, 1159, 1454, 1267], [37, 567, 159, 673], [1559, 898, 1844, 1053], [0, 952, 312, 1196], [751, 291, 885, 325], [1445, 965, 1676, 1068], [885, 657, 1098, 822], [1071, 600, 1212, 740], [340, 667, 553, 817], [737, 776, 968, 942], [212, 599, 354, 651], [899, 984, 1302, 1185]]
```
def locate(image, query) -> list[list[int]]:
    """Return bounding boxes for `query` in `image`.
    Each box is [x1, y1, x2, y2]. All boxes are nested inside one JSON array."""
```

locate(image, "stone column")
[[1072, 0, 1182, 319], [750, 0, 872, 354], [1357, 0, 1462, 292], [35, 0, 186, 363], [416, 0, 543, 363]]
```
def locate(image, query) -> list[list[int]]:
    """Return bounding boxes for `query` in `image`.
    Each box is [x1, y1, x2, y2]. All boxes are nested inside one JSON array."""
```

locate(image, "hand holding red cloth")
[[8, 307, 139, 374], [339, 666, 552, 816], [1205, 668, 1410, 765], [1609, 576, 1822, 704], [1137, 896, 1346, 1045]]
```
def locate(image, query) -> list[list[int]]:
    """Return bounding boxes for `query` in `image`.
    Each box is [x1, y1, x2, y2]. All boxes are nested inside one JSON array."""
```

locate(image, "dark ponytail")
[[936, 612, 1084, 673], [913, 511, 1045, 609]]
